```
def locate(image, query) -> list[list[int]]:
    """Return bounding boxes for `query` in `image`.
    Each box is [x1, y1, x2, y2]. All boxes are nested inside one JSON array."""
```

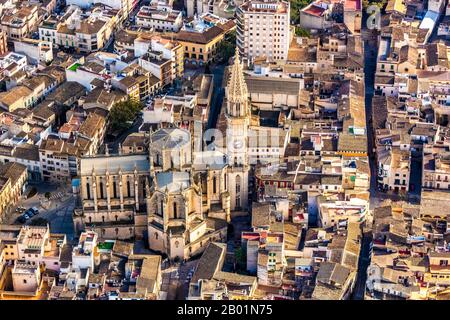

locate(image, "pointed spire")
[[233, 46, 240, 66], [227, 46, 248, 110]]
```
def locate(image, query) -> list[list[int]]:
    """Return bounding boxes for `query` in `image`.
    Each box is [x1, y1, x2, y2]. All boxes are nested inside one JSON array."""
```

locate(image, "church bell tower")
[[225, 47, 250, 211]]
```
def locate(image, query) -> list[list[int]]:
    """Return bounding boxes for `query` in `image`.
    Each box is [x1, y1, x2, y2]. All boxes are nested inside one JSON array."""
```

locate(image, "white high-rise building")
[[236, 0, 290, 63], [226, 48, 250, 211]]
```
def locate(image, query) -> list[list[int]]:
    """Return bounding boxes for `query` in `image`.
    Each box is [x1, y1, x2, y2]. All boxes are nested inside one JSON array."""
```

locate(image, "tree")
[[44, 192, 51, 199], [362, 0, 388, 9], [290, 0, 313, 24], [217, 30, 236, 62], [295, 26, 311, 38], [109, 99, 142, 132], [234, 247, 247, 272]]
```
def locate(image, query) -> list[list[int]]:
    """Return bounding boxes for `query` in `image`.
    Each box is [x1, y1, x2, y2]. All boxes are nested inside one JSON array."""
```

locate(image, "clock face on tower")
[[233, 139, 244, 151]]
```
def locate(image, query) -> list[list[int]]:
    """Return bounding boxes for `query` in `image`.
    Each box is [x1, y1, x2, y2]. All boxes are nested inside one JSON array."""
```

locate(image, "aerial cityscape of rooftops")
[[0, 0, 450, 302]]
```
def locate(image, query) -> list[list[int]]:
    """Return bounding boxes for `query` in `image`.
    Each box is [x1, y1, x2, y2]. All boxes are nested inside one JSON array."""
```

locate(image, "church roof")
[[155, 171, 190, 193], [151, 127, 190, 150], [80, 154, 149, 176]]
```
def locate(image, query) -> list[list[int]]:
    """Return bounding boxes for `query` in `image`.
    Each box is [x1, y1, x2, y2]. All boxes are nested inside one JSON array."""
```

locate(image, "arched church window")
[[142, 180, 146, 198], [213, 176, 217, 194], [173, 202, 178, 219], [236, 175, 241, 194], [86, 183, 91, 200], [99, 181, 104, 199]]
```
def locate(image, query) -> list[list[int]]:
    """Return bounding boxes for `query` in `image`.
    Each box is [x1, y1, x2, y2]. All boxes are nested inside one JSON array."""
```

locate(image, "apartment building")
[[40, 6, 117, 53], [423, 252, 450, 286], [39, 138, 80, 182], [136, 5, 183, 32], [114, 63, 159, 101], [138, 52, 173, 87], [0, 162, 28, 223], [422, 142, 450, 190], [0, 5, 39, 40], [317, 197, 368, 228], [236, 0, 291, 63], [165, 15, 235, 66], [15, 225, 67, 272], [39, 15, 61, 46], [76, 113, 107, 156], [134, 35, 184, 80], [72, 231, 98, 270], [0, 52, 28, 80], [13, 38, 54, 65], [377, 146, 411, 192], [0, 86, 34, 112]]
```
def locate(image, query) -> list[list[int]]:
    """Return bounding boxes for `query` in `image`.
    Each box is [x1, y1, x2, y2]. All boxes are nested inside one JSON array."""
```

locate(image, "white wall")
[[12, 269, 40, 292], [66, 68, 102, 91]]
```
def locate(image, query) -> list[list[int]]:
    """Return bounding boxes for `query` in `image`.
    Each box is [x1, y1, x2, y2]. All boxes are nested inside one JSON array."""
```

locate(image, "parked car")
[[24, 209, 35, 217], [31, 207, 39, 215], [23, 213, 31, 220]]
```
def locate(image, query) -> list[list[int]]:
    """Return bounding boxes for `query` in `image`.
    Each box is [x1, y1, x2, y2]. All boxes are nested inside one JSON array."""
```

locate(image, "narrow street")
[[363, 28, 379, 208], [351, 21, 379, 300], [352, 227, 373, 300]]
